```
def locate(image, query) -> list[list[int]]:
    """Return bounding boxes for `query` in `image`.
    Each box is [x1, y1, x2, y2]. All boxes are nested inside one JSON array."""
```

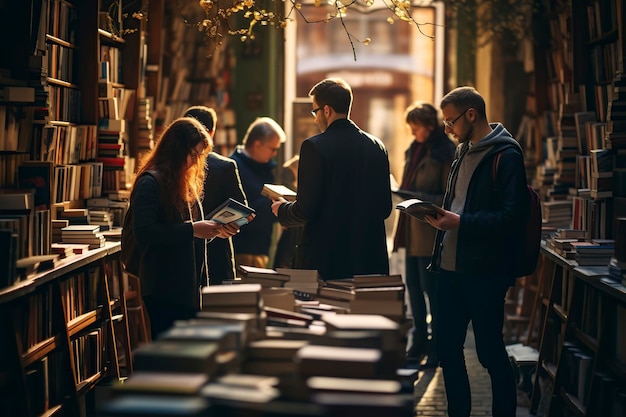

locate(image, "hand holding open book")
[[395, 199, 444, 222]]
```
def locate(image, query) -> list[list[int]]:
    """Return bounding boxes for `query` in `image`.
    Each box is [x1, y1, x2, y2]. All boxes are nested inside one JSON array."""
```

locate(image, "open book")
[[206, 198, 255, 226], [395, 199, 444, 222], [262, 184, 296, 201]]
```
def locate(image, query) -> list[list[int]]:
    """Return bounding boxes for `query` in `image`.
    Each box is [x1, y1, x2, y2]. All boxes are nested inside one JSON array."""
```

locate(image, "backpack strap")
[[492, 151, 502, 180]]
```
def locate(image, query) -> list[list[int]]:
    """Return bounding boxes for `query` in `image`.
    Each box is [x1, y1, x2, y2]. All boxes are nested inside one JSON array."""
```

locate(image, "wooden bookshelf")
[[525, 0, 625, 411], [0, 242, 129, 417], [0, 2, 154, 414]]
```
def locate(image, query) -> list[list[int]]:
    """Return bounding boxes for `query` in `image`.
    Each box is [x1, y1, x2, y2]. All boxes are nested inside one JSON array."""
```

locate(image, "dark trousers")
[[435, 269, 517, 417], [405, 255, 437, 353], [143, 296, 195, 339]]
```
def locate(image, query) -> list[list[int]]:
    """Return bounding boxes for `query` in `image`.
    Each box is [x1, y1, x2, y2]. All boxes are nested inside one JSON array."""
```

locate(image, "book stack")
[[61, 224, 104, 249], [237, 265, 290, 288], [605, 74, 626, 150], [201, 283, 264, 314], [51, 219, 69, 243], [295, 344, 386, 379], [541, 200, 573, 228], [87, 209, 113, 231], [160, 320, 248, 375], [276, 268, 321, 300], [589, 149, 613, 199], [86, 196, 129, 227], [321, 314, 404, 371], [575, 239, 615, 266], [56, 207, 89, 225], [547, 228, 587, 259], [50, 243, 75, 258], [243, 338, 309, 377], [309, 383, 414, 417], [0, 190, 36, 258], [315, 285, 354, 310], [260, 287, 296, 311], [199, 374, 282, 414], [350, 285, 406, 322], [15, 254, 60, 277], [113, 372, 209, 396], [133, 339, 220, 376]]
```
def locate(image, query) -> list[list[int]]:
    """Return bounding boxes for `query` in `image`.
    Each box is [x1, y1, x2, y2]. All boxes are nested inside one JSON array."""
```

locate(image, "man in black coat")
[[271, 78, 392, 280], [184, 106, 247, 285]]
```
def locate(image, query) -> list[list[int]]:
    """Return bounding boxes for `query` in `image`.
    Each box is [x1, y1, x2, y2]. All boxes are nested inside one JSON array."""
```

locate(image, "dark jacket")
[[277, 118, 392, 280], [229, 146, 277, 256], [430, 123, 529, 281], [395, 128, 456, 257], [131, 172, 199, 310], [198, 152, 247, 285]]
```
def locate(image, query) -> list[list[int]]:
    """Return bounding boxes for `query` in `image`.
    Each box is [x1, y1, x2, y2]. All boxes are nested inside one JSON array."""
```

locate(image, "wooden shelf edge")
[[22, 335, 60, 367], [38, 404, 63, 417], [560, 388, 586, 417], [76, 371, 103, 395], [67, 309, 99, 337]]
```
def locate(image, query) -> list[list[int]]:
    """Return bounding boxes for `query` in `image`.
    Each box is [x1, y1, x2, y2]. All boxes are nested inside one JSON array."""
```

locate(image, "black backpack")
[[120, 170, 159, 277], [493, 152, 542, 278]]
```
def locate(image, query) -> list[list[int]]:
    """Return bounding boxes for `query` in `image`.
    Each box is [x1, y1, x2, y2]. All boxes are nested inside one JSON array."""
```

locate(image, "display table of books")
[[96, 272, 418, 417]]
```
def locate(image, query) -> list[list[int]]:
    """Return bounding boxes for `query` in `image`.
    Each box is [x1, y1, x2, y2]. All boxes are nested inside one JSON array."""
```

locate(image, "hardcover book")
[[261, 183, 296, 201], [206, 198, 255, 226], [395, 198, 444, 222]]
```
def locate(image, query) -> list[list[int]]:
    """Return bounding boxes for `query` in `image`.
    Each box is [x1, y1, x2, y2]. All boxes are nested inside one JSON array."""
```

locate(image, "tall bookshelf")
[[0, 1, 156, 415], [528, 0, 626, 415]]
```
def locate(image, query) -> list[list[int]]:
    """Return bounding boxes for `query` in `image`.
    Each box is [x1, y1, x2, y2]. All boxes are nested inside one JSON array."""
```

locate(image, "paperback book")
[[395, 199, 444, 222]]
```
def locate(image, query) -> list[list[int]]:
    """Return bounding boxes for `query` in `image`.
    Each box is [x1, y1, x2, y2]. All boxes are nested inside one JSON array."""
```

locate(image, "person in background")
[[427, 86, 528, 417], [271, 78, 392, 280], [230, 117, 286, 268], [393, 101, 455, 367], [129, 117, 240, 337], [183, 106, 248, 285], [272, 155, 303, 269]]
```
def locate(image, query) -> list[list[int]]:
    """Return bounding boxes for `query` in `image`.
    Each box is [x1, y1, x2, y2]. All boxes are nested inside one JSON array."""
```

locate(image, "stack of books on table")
[[317, 274, 406, 322], [61, 224, 104, 249], [237, 265, 290, 287], [277, 268, 321, 300], [201, 283, 264, 315], [242, 338, 310, 377]]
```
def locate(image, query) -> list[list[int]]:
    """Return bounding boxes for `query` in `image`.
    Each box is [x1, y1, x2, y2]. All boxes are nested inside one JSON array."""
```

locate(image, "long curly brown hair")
[[134, 117, 211, 220]]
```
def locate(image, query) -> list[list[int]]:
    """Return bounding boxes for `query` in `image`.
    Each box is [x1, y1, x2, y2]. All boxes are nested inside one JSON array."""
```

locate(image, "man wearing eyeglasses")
[[271, 77, 392, 281], [230, 117, 286, 268], [425, 86, 529, 417]]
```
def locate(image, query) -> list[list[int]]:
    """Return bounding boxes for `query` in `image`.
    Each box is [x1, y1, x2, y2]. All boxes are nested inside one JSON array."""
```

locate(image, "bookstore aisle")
[[413, 323, 532, 417]]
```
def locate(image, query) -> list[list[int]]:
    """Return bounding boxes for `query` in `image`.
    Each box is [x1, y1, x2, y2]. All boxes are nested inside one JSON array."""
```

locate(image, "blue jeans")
[[435, 269, 517, 417]]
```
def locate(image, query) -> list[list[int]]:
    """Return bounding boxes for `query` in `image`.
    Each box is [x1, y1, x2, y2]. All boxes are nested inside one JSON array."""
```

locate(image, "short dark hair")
[[440, 86, 487, 120], [405, 101, 439, 130], [308, 78, 352, 115], [184, 106, 217, 132]]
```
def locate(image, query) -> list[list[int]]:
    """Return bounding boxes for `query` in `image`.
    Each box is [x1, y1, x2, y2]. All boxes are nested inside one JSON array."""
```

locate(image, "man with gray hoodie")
[[425, 86, 528, 417]]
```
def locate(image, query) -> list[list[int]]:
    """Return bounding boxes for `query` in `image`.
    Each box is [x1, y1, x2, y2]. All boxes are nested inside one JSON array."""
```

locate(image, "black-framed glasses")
[[443, 107, 471, 129], [311, 107, 322, 117]]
